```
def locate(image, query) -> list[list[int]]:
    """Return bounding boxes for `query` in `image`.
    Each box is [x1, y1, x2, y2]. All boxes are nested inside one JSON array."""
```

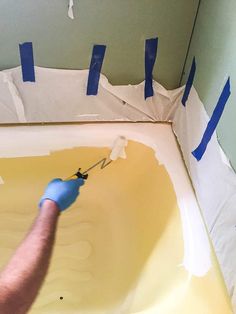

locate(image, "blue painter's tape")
[[182, 57, 196, 106], [19, 42, 35, 82], [192, 78, 231, 161], [87, 45, 106, 95], [145, 38, 158, 100]]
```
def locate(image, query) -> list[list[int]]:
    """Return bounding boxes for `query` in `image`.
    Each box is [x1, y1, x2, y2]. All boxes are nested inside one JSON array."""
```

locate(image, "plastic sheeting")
[[0, 67, 182, 123], [172, 87, 236, 311], [0, 72, 21, 122], [0, 66, 236, 310]]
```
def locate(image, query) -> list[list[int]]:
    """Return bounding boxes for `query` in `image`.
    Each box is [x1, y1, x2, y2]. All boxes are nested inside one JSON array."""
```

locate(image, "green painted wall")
[[0, 0, 198, 88], [182, 0, 236, 169]]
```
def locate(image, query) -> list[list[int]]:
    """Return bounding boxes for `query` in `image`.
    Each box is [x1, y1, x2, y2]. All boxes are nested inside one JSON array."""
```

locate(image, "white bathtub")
[[0, 123, 232, 313]]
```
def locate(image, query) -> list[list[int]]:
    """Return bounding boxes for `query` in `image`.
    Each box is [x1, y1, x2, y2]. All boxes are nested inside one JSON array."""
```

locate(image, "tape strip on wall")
[[192, 77, 231, 161], [19, 42, 35, 82], [182, 57, 196, 106], [145, 37, 158, 100], [87, 45, 106, 96]]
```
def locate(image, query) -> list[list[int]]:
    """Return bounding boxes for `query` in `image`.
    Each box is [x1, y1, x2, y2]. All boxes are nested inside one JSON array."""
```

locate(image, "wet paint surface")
[[0, 141, 232, 313]]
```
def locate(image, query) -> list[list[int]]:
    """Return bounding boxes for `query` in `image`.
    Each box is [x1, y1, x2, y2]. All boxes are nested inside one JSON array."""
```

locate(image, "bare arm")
[[0, 177, 84, 314], [0, 200, 60, 314]]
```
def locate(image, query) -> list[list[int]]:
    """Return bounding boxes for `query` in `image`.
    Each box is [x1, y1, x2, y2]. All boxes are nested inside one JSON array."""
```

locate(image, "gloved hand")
[[39, 178, 85, 211]]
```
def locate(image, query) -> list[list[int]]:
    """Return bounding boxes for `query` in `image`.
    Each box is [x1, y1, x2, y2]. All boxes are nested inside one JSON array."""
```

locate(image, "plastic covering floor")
[[0, 123, 232, 314]]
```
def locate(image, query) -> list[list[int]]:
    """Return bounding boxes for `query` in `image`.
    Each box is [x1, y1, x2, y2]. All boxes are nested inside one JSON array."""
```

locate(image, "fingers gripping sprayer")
[[68, 136, 128, 181]]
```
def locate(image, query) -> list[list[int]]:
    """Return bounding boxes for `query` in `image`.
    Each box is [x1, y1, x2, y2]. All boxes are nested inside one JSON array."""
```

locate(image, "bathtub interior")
[[0, 123, 232, 314]]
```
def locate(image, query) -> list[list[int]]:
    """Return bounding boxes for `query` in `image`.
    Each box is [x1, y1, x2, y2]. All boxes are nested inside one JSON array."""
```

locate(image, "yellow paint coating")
[[0, 141, 232, 313]]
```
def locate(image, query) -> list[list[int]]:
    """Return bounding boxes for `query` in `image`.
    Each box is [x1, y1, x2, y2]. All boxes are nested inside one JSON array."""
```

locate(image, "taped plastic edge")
[[87, 45, 106, 96], [182, 57, 196, 107], [19, 42, 35, 82], [192, 78, 231, 161], [145, 38, 158, 100]]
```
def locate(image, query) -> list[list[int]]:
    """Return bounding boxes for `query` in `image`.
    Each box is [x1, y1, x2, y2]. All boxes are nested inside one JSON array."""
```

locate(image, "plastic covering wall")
[[182, 0, 236, 170]]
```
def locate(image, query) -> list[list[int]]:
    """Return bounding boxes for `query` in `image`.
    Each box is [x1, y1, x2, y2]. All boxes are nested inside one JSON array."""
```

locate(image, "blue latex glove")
[[39, 178, 85, 211]]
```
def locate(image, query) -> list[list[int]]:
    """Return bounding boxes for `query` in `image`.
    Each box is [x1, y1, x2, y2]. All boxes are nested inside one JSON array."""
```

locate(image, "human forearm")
[[0, 200, 60, 314], [0, 177, 84, 314]]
